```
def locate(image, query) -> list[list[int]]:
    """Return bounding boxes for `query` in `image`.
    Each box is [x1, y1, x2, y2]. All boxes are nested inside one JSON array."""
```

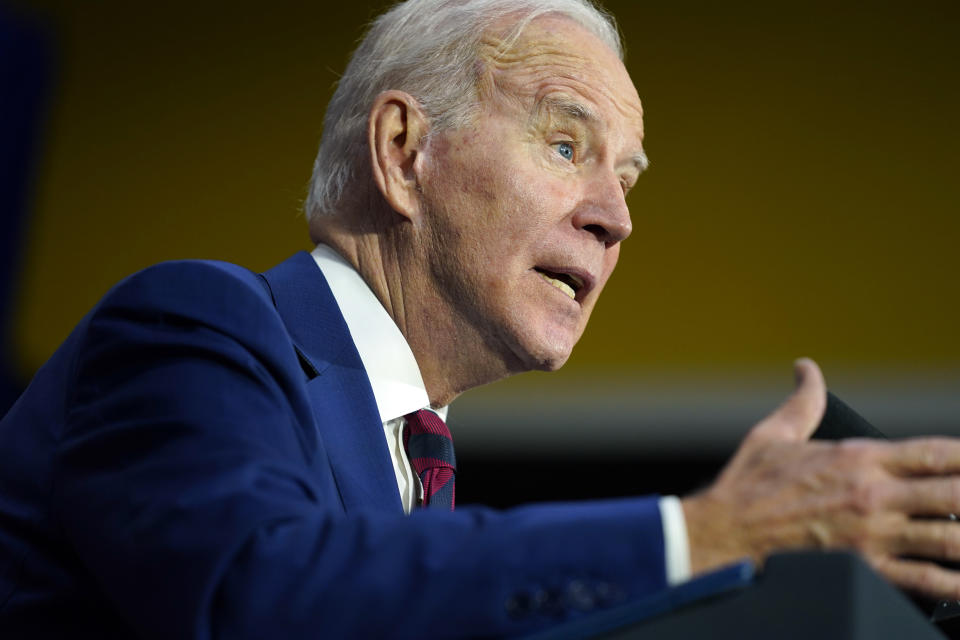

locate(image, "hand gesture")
[[682, 358, 960, 600]]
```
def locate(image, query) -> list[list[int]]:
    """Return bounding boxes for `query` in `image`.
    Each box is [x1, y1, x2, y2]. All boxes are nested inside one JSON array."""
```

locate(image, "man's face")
[[417, 16, 645, 373]]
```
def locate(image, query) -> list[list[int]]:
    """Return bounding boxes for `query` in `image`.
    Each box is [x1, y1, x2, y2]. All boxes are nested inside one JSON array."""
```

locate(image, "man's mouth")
[[534, 267, 585, 300]]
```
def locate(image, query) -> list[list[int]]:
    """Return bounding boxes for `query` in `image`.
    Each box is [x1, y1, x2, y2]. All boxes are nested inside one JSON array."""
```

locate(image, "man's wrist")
[[681, 490, 756, 576]]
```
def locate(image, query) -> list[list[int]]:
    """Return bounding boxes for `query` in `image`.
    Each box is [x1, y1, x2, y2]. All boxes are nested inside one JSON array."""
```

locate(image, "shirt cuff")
[[658, 495, 691, 586]]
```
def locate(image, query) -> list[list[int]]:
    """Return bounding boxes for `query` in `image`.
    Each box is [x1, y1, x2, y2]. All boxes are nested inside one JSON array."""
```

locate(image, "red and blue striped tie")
[[403, 409, 456, 510]]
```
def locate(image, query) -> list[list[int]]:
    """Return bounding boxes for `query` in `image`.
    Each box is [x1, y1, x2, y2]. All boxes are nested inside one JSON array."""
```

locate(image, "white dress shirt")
[[310, 244, 690, 585]]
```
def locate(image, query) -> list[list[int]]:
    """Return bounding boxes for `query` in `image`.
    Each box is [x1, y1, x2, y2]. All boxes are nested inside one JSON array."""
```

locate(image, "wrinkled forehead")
[[475, 14, 644, 138]]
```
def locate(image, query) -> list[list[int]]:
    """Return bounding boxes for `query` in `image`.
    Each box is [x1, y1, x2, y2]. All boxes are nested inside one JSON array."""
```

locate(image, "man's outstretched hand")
[[682, 358, 960, 600]]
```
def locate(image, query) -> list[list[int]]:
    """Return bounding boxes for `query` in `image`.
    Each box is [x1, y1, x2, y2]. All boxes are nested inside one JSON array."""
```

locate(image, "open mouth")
[[534, 267, 584, 300]]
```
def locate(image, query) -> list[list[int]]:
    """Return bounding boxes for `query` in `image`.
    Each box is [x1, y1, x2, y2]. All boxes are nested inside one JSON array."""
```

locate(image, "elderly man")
[[2, 0, 960, 637]]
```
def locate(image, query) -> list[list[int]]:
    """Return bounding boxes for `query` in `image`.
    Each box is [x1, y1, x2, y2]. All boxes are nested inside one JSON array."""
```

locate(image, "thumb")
[[750, 358, 827, 443]]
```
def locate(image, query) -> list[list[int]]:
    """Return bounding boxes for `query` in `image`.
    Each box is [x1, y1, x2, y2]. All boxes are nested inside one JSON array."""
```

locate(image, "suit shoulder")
[[100, 259, 269, 312], [86, 259, 287, 353], [109, 259, 266, 301]]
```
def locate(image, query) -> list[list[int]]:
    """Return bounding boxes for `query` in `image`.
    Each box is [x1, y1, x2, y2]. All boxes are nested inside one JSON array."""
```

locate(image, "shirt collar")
[[310, 244, 448, 423]]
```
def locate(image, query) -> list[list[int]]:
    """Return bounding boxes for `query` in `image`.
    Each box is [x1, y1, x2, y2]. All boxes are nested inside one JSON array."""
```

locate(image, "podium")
[[530, 551, 946, 639]]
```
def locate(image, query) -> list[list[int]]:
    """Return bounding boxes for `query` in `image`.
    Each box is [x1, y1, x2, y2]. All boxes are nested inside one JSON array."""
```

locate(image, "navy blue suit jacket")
[[0, 251, 667, 638]]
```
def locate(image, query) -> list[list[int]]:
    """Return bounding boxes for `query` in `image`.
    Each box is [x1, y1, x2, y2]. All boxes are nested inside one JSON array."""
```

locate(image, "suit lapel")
[[260, 252, 402, 514]]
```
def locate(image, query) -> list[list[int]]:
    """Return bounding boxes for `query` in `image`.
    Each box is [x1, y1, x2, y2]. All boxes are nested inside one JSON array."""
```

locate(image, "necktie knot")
[[403, 409, 456, 510]]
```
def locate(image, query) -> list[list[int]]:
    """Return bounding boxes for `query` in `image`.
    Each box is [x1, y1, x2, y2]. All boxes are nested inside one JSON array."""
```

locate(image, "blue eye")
[[555, 141, 574, 161]]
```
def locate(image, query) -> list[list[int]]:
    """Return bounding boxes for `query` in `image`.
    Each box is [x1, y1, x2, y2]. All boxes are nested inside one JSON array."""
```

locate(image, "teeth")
[[537, 270, 576, 299]]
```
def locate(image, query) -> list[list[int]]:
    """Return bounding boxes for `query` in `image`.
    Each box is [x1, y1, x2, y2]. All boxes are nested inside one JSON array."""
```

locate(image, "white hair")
[[304, 0, 623, 220]]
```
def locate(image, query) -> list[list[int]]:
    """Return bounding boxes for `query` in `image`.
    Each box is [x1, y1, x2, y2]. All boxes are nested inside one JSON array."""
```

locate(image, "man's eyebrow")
[[540, 96, 599, 124], [633, 150, 650, 174]]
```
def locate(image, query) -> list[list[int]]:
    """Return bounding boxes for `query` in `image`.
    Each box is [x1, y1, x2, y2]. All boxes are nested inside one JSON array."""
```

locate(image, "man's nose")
[[571, 173, 632, 247]]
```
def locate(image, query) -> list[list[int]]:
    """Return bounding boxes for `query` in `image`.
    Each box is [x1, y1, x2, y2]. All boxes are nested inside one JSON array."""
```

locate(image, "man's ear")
[[368, 90, 429, 221]]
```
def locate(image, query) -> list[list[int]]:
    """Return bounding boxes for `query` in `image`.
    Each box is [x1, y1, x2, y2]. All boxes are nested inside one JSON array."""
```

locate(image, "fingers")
[[829, 443, 960, 515], [859, 511, 960, 601], [870, 555, 960, 601], [887, 477, 960, 516], [888, 518, 960, 561], [749, 358, 827, 443], [880, 438, 960, 477]]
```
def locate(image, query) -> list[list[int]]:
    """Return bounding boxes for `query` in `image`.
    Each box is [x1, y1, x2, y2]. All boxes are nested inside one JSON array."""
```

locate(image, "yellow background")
[[10, 0, 960, 403]]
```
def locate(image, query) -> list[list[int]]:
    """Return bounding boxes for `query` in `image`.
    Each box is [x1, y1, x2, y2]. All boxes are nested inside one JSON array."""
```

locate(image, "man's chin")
[[498, 320, 581, 376], [533, 355, 570, 373], [516, 339, 575, 373]]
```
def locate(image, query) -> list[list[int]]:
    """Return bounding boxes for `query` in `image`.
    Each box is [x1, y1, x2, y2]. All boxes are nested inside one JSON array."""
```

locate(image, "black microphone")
[[812, 392, 887, 441]]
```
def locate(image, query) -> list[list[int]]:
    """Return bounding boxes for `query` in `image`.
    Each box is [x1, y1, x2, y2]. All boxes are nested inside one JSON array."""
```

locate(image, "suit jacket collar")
[[308, 244, 437, 423], [259, 251, 402, 514]]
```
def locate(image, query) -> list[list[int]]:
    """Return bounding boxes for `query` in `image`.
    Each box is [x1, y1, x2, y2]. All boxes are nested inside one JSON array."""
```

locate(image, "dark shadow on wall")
[[457, 453, 725, 509], [0, 6, 54, 417]]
